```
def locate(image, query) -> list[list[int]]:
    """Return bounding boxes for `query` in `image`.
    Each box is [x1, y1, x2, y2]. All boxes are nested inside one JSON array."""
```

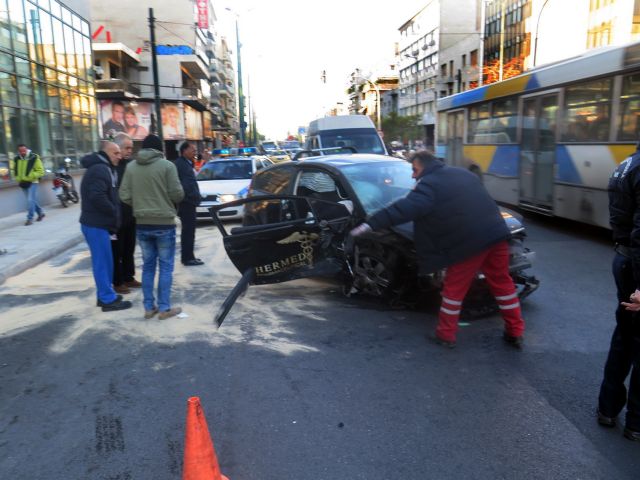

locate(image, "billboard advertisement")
[[197, 0, 208, 29], [161, 103, 185, 140], [184, 104, 203, 139], [100, 100, 152, 140], [202, 111, 212, 138]]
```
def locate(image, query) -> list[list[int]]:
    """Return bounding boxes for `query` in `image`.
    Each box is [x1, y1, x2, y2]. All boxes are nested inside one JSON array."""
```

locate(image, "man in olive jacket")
[[350, 151, 525, 349], [13, 144, 45, 225], [119, 135, 184, 320]]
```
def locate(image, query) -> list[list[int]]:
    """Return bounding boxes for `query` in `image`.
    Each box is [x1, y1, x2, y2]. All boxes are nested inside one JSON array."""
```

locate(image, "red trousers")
[[436, 241, 525, 342]]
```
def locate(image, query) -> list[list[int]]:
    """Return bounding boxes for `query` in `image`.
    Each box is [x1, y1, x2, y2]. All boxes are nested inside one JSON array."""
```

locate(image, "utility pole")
[[148, 8, 163, 143], [498, 0, 506, 82], [235, 19, 246, 145]]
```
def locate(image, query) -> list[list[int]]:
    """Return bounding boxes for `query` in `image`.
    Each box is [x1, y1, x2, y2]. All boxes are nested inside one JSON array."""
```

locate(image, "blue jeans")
[[81, 224, 117, 304], [23, 182, 43, 220], [137, 227, 176, 312]]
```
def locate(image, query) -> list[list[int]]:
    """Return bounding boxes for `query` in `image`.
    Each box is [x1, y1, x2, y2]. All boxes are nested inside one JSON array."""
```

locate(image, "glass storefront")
[[0, 0, 97, 183]]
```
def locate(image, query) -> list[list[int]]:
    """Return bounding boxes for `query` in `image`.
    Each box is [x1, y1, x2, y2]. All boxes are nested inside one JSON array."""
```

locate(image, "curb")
[[0, 234, 84, 285]]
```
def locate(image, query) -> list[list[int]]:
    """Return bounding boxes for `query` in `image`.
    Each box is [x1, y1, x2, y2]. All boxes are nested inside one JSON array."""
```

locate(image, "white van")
[[304, 115, 387, 155]]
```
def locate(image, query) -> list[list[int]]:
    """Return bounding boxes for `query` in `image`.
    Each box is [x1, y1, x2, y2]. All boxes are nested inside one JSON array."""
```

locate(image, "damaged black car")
[[210, 154, 539, 326]]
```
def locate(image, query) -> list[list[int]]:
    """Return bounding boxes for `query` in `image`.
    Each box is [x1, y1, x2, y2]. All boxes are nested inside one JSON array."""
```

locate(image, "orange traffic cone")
[[183, 396, 230, 480]]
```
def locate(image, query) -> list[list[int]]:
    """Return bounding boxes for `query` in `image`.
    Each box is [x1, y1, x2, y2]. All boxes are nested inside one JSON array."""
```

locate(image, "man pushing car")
[[350, 150, 525, 349]]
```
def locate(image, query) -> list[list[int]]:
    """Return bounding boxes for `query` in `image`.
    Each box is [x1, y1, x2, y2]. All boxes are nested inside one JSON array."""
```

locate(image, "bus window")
[[562, 78, 612, 142], [488, 98, 517, 143], [468, 104, 490, 143], [437, 112, 447, 145], [618, 73, 640, 141]]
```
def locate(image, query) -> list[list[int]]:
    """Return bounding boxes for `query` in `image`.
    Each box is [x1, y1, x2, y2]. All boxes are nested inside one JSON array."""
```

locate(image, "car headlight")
[[219, 194, 238, 203]]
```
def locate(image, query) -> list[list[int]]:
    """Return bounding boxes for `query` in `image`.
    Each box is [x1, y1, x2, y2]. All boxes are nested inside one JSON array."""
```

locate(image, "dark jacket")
[[367, 159, 510, 274], [174, 156, 202, 206], [79, 151, 120, 232], [115, 158, 134, 227], [609, 148, 640, 285]]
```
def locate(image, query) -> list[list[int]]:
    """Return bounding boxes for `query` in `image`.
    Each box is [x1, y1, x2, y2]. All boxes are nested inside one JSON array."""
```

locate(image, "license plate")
[[53, 187, 62, 195]]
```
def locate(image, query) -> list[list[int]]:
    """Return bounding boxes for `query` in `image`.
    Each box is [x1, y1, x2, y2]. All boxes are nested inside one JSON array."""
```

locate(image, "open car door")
[[210, 195, 352, 326]]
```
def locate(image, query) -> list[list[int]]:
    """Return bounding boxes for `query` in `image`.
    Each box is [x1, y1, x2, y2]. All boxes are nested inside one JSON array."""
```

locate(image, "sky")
[[216, 0, 420, 140]]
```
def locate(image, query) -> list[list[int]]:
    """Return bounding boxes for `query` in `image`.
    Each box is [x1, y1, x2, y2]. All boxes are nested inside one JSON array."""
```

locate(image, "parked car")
[[209, 154, 539, 325], [196, 153, 274, 220]]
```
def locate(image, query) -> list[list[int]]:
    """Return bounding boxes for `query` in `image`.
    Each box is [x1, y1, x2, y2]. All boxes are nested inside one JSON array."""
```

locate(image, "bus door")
[[520, 93, 558, 212], [446, 110, 465, 166]]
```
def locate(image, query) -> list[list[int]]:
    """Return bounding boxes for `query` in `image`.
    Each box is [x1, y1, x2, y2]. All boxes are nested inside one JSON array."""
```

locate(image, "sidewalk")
[[0, 203, 84, 285]]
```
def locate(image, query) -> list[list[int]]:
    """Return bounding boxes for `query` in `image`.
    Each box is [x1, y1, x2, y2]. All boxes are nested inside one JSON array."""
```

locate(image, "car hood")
[[198, 179, 251, 195]]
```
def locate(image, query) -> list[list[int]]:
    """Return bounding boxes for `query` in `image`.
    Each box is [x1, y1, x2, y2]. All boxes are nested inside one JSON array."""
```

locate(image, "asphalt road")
[[0, 214, 637, 479]]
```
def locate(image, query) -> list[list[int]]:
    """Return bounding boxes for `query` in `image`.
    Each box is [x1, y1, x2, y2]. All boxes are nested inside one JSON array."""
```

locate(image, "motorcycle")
[[52, 158, 79, 207]]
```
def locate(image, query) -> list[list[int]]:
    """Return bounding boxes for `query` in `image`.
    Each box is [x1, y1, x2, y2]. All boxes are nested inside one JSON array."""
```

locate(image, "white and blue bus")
[[436, 41, 640, 229]]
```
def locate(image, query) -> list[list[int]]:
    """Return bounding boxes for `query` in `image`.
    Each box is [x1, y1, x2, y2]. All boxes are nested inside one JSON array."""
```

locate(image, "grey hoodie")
[[119, 149, 184, 225]]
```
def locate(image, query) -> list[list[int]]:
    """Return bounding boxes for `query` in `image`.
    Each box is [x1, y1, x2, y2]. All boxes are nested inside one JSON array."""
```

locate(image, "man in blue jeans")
[[79, 141, 132, 312], [119, 135, 184, 320], [13, 144, 45, 226]]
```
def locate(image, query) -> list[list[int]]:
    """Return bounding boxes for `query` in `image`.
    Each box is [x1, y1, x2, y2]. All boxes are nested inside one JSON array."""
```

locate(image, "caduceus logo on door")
[[254, 231, 319, 277]]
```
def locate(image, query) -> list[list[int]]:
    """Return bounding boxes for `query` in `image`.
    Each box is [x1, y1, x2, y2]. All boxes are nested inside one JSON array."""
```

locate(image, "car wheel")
[[352, 248, 395, 298]]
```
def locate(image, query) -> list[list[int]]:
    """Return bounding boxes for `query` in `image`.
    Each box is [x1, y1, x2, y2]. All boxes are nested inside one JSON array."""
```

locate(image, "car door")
[[212, 195, 351, 283], [210, 195, 352, 325]]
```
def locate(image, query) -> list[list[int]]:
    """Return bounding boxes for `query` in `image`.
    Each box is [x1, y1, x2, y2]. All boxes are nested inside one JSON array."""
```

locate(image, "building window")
[[470, 49, 478, 67], [462, 54, 467, 67]]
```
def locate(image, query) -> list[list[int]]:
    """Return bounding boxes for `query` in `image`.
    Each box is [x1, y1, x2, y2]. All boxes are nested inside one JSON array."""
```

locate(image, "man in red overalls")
[[350, 151, 525, 349]]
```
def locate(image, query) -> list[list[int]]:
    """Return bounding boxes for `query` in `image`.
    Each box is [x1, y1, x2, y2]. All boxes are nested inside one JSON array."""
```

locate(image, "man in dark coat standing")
[[597, 144, 640, 441], [175, 141, 204, 266], [111, 133, 141, 294], [350, 151, 524, 349], [79, 140, 132, 312]]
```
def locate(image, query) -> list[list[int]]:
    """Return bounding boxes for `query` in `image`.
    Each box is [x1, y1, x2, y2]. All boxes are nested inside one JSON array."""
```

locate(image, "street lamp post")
[[226, 8, 246, 145], [533, 0, 552, 67]]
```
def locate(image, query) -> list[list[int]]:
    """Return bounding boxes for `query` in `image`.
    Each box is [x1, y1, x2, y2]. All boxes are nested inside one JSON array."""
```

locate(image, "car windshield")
[[269, 150, 288, 155], [282, 141, 300, 149], [319, 128, 385, 154], [197, 160, 253, 180], [262, 142, 277, 150], [340, 161, 414, 215]]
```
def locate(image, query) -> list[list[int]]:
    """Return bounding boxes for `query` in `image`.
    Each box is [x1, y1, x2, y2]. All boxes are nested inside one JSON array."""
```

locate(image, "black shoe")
[[624, 427, 640, 441], [427, 333, 456, 349], [97, 294, 123, 307], [36, 213, 45, 221], [101, 298, 132, 312], [183, 259, 205, 266], [503, 333, 524, 349], [597, 410, 616, 428]]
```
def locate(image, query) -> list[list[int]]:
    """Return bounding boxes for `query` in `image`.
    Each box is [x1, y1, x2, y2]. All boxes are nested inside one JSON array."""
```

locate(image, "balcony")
[[180, 56, 209, 80], [96, 79, 141, 98]]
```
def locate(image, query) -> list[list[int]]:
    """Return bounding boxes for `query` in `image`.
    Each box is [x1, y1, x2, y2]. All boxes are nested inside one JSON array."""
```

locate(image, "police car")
[[196, 147, 274, 220]]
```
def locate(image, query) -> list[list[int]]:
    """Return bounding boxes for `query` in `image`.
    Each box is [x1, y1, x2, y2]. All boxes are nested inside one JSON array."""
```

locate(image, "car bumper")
[[197, 202, 245, 220]]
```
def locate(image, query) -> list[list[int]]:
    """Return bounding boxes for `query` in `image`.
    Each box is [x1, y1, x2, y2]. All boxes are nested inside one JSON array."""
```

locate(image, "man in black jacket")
[[110, 133, 141, 294], [350, 151, 524, 349], [79, 140, 132, 312], [597, 145, 640, 441], [175, 141, 204, 266]]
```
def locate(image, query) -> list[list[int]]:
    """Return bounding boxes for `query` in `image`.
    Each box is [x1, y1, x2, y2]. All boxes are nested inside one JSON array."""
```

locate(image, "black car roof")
[[297, 153, 406, 168]]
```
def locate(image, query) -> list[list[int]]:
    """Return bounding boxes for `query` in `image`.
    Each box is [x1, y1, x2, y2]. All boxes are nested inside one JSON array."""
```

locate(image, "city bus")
[[436, 41, 640, 229]]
